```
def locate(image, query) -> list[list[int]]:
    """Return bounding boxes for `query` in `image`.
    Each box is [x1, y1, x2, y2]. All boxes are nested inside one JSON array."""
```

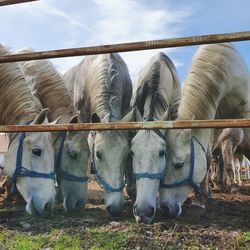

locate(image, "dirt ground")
[[0, 178, 249, 249]]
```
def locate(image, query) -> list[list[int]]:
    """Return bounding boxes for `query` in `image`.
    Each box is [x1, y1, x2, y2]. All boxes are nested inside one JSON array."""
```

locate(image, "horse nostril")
[[106, 205, 123, 217], [75, 200, 83, 211], [149, 206, 154, 217], [44, 202, 52, 213], [133, 204, 154, 218], [161, 205, 170, 217]]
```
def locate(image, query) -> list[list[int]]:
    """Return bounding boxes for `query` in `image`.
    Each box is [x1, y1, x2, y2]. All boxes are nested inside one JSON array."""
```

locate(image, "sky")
[[0, 0, 250, 83]]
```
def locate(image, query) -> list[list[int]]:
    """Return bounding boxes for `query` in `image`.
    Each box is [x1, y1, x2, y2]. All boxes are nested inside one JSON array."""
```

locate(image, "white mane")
[[132, 52, 180, 120], [0, 44, 41, 125], [64, 53, 132, 122], [178, 43, 249, 120], [17, 48, 75, 122]]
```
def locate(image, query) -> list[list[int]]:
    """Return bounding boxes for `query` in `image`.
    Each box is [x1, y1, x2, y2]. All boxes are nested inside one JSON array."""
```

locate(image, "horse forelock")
[[17, 50, 75, 122], [133, 52, 180, 120], [0, 44, 41, 125], [89, 54, 129, 121]]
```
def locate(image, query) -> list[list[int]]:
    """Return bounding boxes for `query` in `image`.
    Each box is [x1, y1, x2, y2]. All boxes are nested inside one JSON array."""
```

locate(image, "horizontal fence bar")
[[1, 119, 250, 133], [0, 31, 250, 63], [0, 0, 37, 6]]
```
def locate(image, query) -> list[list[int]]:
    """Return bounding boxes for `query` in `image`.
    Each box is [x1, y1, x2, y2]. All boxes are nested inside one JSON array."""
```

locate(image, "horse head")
[[131, 107, 167, 224], [159, 128, 207, 217], [4, 108, 56, 217], [54, 115, 89, 212], [88, 109, 136, 217]]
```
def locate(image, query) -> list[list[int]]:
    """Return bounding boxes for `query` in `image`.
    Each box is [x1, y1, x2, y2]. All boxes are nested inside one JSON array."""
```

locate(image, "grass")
[[235, 231, 250, 249], [86, 227, 129, 249], [0, 230, 82, 250], [0, 222, 248, 250], [0, 223, 172, 250]]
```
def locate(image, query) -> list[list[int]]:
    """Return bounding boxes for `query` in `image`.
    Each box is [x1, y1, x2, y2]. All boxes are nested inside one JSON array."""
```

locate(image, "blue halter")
[[55, 131, 89, 183], [11, 124, 55, 195], [91, 143, 125, 193], [160, 136, 206, 195], [133, 115, 167, 181], [134, 171, 165, 180]]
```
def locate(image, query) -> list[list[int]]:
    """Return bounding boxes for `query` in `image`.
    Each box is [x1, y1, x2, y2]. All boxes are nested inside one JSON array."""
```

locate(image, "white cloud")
[[34, 1, 97, 35], [0, 0, 199, 80], [86, 0, 198, 79]]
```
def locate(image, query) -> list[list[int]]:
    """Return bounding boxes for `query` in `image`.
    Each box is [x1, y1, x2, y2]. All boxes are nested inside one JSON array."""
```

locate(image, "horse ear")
[[90, 113, 101, 123], [32, 108, 49, 124], [160, 109, 169, 121], [120, 106, 143, 122], [49, 117, 61, 142], [50, 116, 61, 125], [69, 115, 78, 124], [133, 106, 143, 122]]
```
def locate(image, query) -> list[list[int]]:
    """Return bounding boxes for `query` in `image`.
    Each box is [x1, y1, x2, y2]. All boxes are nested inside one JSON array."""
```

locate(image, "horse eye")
[[175, 162, 184, 169], [32, 148, 42, 156], [69, 151, 78, 160], [159, 150, 166, 157], [96, 151, 102, 159]]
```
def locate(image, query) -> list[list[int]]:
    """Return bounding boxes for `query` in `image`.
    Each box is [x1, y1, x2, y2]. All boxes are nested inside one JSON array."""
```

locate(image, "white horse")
[[64, 53, 133, 216], [160, 43, 250, 217], [0, 44, 56, 217], [130, 52, 180, 223], [18, 50, 89, 212], [212, 128, 244, 190]]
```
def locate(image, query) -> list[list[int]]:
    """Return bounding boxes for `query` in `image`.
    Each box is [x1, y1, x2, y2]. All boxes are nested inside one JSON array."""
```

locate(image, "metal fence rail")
[[0, 31, 250, 63], [0, 0, 37, 7], [1, 119, 250, 133]]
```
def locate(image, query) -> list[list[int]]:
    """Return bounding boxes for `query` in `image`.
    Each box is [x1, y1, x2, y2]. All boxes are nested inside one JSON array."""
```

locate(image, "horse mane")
[[0, 44, 41, 125], [178, 43, 236, 120], [69, 53, 130, 122], [92, 53, 130, 121], [17, 48, 75, 122], [132, 52, 180, 120]]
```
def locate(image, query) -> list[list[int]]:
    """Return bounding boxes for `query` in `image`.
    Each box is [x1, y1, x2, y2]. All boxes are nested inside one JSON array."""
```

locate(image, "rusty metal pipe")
[[1, 119, 250, 133], [0, 31, 250, 62], [0, 0, 37, 7]]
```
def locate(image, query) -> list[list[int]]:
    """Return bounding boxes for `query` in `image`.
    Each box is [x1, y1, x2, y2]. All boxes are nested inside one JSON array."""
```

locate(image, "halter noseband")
[[10, 122, 55, 195], [55, 131, 89, 184], [160, 136, 206, 195], [91, 142, 125, 193]]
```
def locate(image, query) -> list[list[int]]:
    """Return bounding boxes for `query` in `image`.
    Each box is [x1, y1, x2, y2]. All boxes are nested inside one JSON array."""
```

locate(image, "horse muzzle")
[[133, 203, 155, 224], [64, 197, 85, 212], [26, 196, 54, 217], [160, 202, 181, 217]]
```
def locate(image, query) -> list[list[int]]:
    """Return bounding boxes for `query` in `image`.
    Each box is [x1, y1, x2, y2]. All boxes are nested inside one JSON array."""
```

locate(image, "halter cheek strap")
[[160, 136, 206, 195], [11, 122, 55, 195], [55, 131, 88, 184], [91, 143, 125, 193]]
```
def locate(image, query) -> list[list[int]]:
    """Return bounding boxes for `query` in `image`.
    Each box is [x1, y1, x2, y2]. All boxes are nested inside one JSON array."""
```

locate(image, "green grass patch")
[[86, 227, 129, 249], [235, 231, 250, 249], [0, 229, 81, 250]]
